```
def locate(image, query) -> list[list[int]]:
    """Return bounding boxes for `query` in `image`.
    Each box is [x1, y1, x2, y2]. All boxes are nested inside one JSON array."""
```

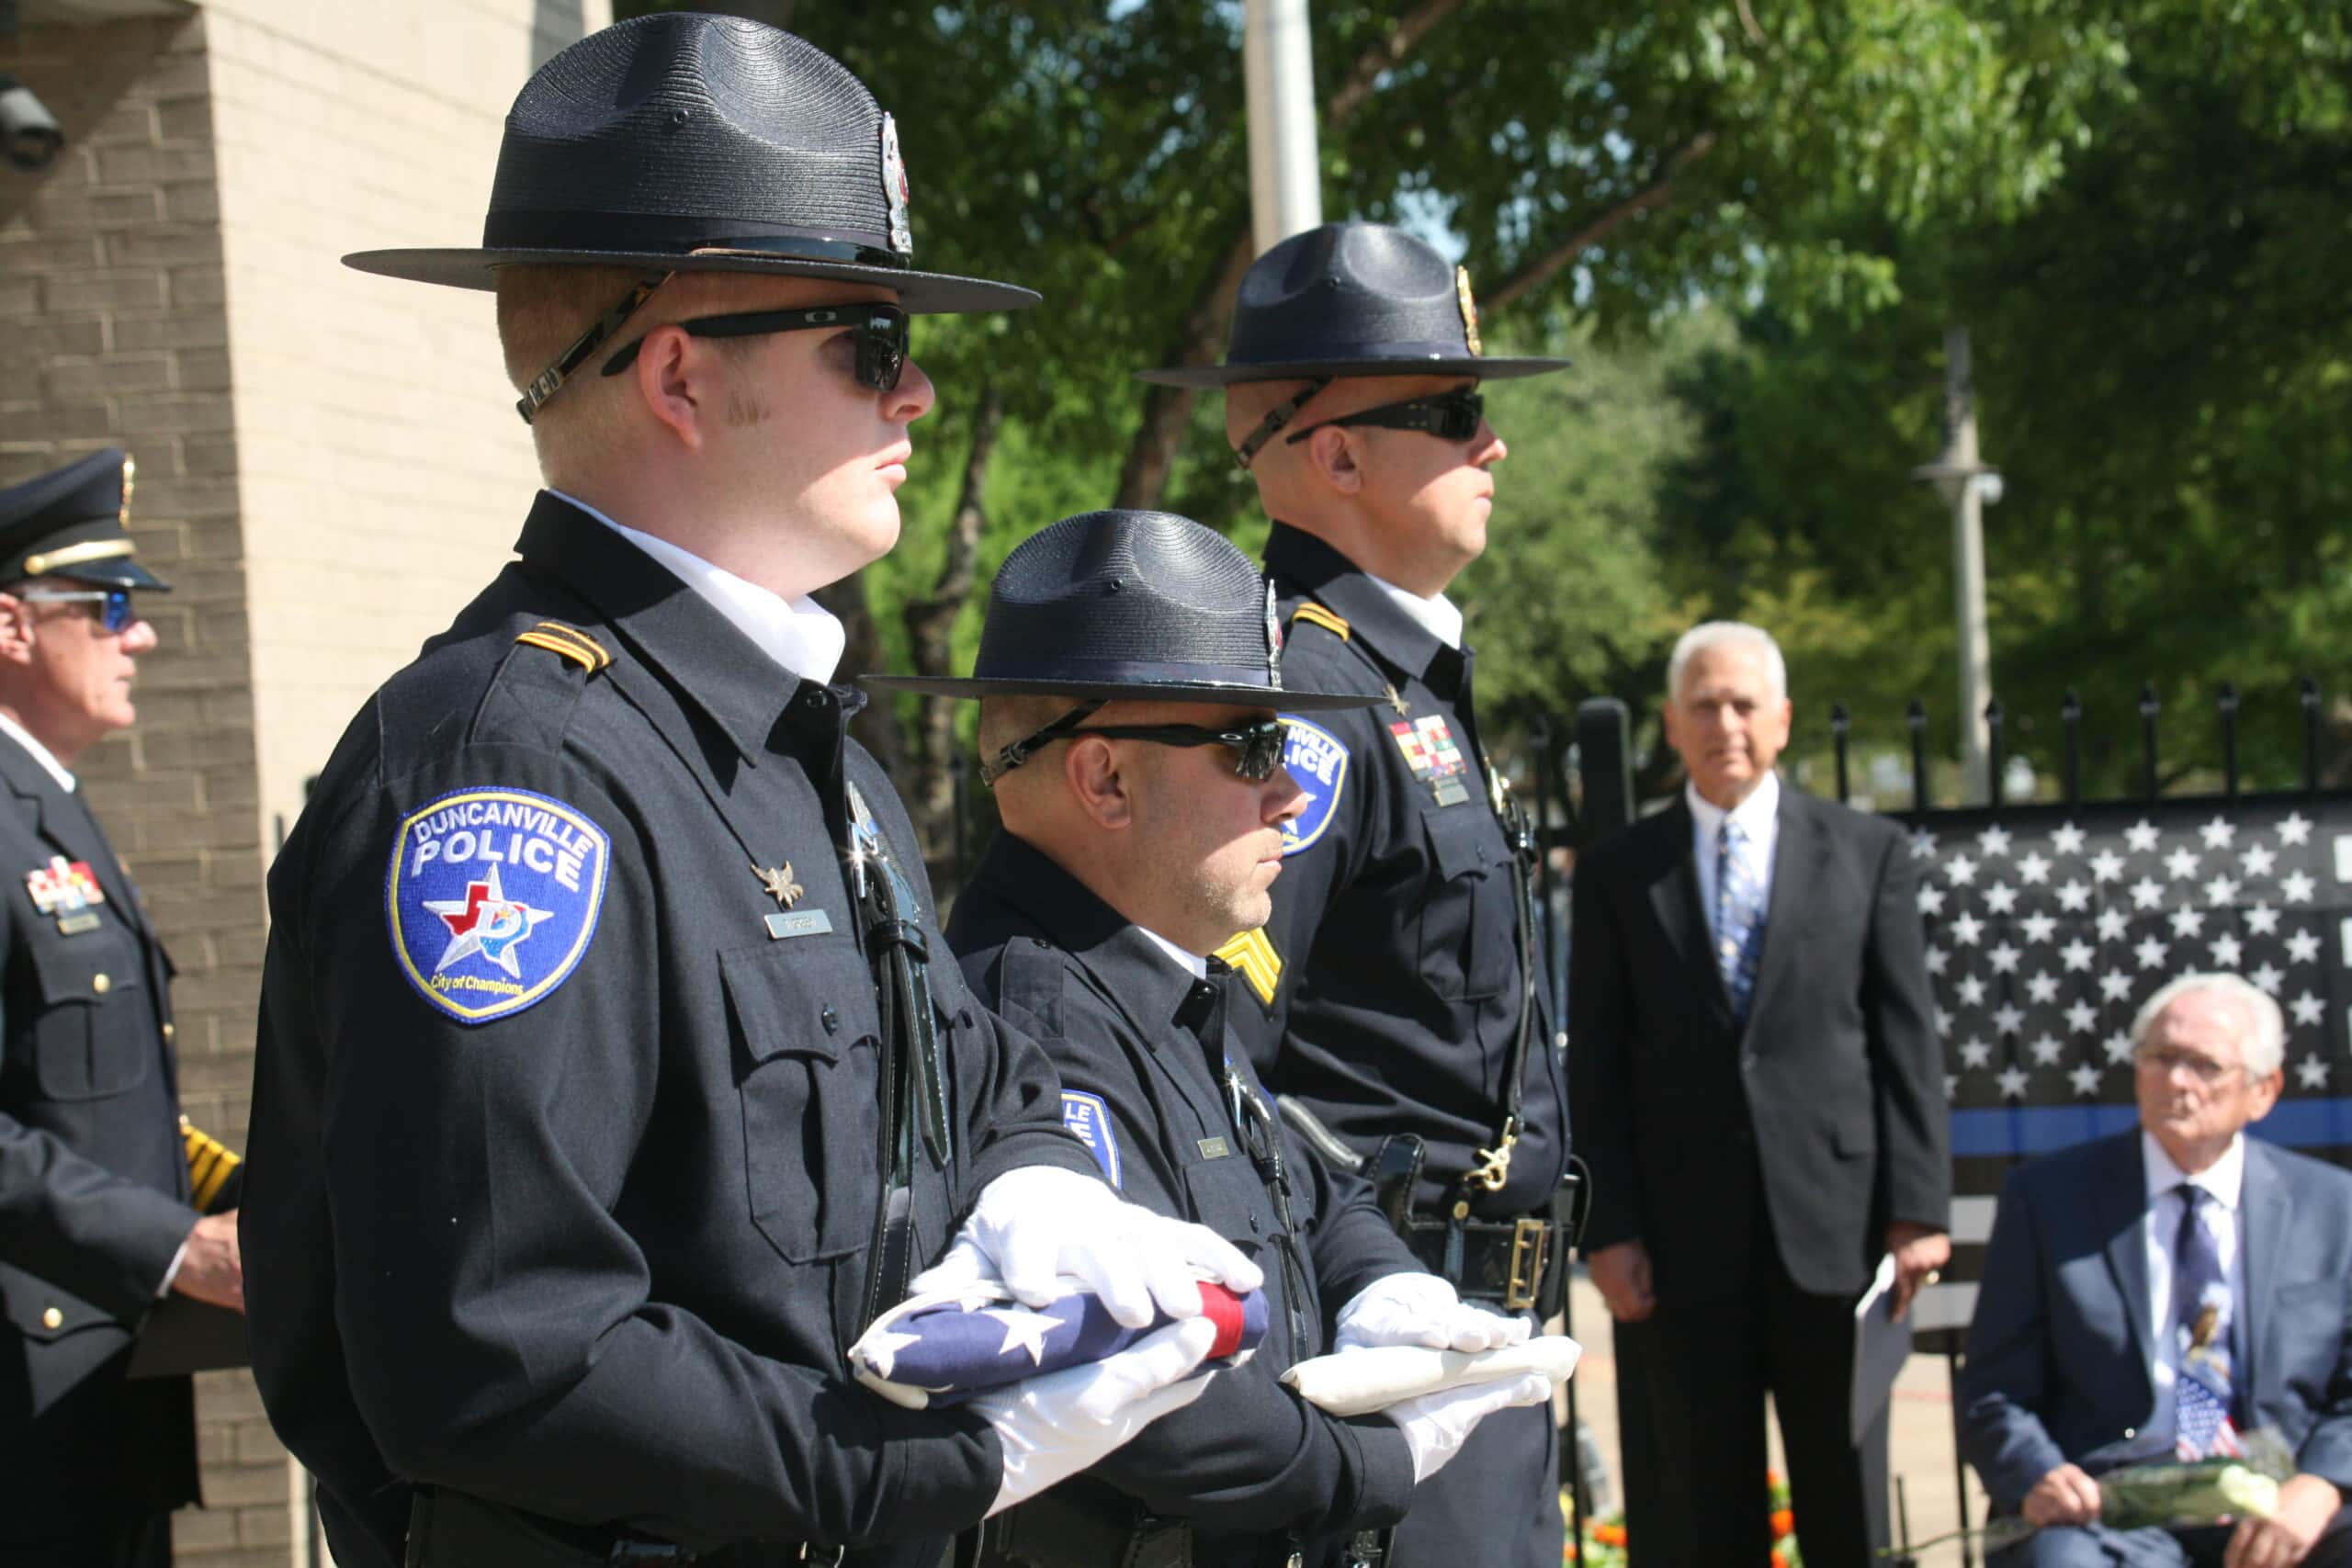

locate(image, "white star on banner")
[[2296, 1056, 2330, 1090], [2098, 972, 2136, 1002], [2061, 938, 2096, 973], [1911, 829, 1939, 860], [2104, 1032, 2135, 1065], [2249, 962, 2285, 996], [1934, 1006, 1953, 1038], [984, 1307, 1056, 1365], [2018, 851, 2053, 886], [2241, 843, 2278, 877], [2209, 932, 2245, 967], [2246, 902, 2282, 936], [1951, 911, 1985, 946], [2052, 822, 2088, 855], [2026, 971, 2060, 1004], [2290, 992, 2326, 1027], [1947, 853, 1980, 886], [1960, 1037, 1994, 1069], [2030, 1032, 2064, 1065], [2097, 908, 2132, 942], [1956, 974, 1989, 1006], [2130, 876, 2165, 910], [2168, 907, 2208, 939], [1978, 825, 2013, 857], [1994, 1003, 2026, 1035], [1997, 1066, 2030, 1099], [857, 1325, 923, 1379], [2199, 817, 2237, 850], [2164, 846, 2200, 881], [1984, 882, 2020, 915], [1945, 1073, 1960, 1099], [2065, 999, 2098, 1033], [1990, 942, 2023, 975], [2057, 879, 2094, 912], [2125, 819, 2162, 853], [2021, 912, 2058, 944], [2134, 934, 2170, 970], [2069, 1063, 2104, 1097], [2205, 874, 2242, 908], [1918, 884, 1947, 917], [2091, 850, 2127, 883], [2287, 928, 2322, 964], [1926, 944, 1951, 976], [2281, 871, 2317, 904], [2278, 812, 2313, 847]]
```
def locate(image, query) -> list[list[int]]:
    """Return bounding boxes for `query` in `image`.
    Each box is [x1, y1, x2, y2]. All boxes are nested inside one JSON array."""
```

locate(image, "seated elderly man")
[[1961, 973, 2352, 1568]]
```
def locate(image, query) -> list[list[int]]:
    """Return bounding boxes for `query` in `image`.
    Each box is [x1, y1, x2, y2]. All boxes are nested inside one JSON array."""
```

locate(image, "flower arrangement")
[[1565, 1470, 1805, 1566]]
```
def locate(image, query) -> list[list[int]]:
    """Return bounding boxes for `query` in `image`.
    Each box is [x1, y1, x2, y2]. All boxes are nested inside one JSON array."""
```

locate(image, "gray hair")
[[2130, 972, 2286, 1081], [1666, 620, 1788, 703]]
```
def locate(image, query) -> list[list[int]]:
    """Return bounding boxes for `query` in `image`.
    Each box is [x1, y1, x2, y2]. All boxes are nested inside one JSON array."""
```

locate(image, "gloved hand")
[[1335, 1271, 1530, 1354], [976, 1317, 1220, 1516], [916, 1166, 1263, 1326], [1379, 1371, 1553, 1484]]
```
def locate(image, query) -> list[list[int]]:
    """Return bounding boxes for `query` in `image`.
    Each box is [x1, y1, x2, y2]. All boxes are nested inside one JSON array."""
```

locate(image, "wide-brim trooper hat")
[[343, 13, 1034, 314], [0, 449, 170, 591], [865, 510, 1374, 712], [1136, 221, 1568, 387]]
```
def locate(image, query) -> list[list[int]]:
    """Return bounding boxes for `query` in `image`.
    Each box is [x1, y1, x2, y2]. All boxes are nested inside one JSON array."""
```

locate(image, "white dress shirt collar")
[[1365, 574, 1465, 650], [0, 711, 75, 794], [2143, 1128, 2246, 1213], [1139, 926, 1209, 980], [553, 491, 848, 685], [1685, 771, 1780, 847]]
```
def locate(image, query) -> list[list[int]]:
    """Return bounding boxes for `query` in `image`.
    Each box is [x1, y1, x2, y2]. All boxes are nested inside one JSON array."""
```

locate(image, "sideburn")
[[724, 389, 771, 428]]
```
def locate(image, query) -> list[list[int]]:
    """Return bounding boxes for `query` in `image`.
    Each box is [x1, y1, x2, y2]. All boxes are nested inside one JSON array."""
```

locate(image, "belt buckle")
[[1504, 1216, 1550, 1311]]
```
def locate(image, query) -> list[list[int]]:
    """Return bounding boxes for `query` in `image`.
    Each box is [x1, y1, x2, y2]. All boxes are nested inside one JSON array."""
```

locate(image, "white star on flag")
[[1951, 911, 1985, 946], [2125, 819, 2161, 853], [1918, 884, 1947, 917], [2278, 812, 2313, 847], [2060, 938, 2095, 972], [2281, 871, 2316, 904], [2018, 851, 2053, 885], [2296, 1056, 2330, 1090], [2134, 935, 2170, 970], [2245, 903, 2281, 936], [2026, 972, 2060, 1004], [1926, 944, 1951, 976], [1910, 829, 1939, 861], [2205, 874, 2242, 908], [2030, 1032, 2064, 1066], [2065, 999, 2098, 1033], [2057, 879, 2094, 912], [1956, 974, 1988, 1006], [2240, 843, 2278, 877], [1989, 942, 2022, 975], [2130, 877, 2165, 910], [1978, 825, 2013, 857], [2164, 846, 2200, 881], [2286, 929, 2321, 964], [2069, 1063, 2104, 1097], [1960, 1037, 1993, 1069], [2199, 817, 2236, 850], [2104, 1032, 2135, 1065], [1993, 1002, 2025, 1035], [1934, 1007, 1953, 1037], [2091, 849, 2127, 883], [2052, 822, 2088, 854], [2096, 908, 2131, 942], [2022, 912, 2059, 944], [2099, 972, 2135, 1002], [1984, 882, 2020, 915], [1997, 1066, 2030, 1100], [2290, 992, 2326, 1027], [983, 1307, 1056, 1365], [857, 1325, 923, 1380], [2249, 962, 2284, 996], [2169, 907, 2208, 939], [2209, 932, 2245, 967], [1947, 853, 1979, 886]]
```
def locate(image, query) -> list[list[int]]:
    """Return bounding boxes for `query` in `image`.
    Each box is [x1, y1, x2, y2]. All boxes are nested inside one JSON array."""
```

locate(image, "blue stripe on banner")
[[1950, 1099, 2352, 1157]]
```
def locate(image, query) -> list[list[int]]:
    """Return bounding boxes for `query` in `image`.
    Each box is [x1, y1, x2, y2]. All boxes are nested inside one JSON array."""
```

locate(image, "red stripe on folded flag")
[[1198, 1282, 1246, 1359]]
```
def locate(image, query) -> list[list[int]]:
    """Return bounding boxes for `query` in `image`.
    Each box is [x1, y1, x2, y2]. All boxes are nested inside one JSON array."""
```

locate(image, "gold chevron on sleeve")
[[180, 1116, 241, 1211], [1214, 928, 1283, 1008]]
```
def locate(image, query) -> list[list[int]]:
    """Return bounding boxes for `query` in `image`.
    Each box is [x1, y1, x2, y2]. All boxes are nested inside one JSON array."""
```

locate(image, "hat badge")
[[1455, 266, 1483, 357], [880, 113, 912, 256], [119, 454, 136, 528]]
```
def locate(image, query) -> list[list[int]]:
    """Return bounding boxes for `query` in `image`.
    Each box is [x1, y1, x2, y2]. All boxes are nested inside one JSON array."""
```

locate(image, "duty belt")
[[404, 1488, 842, 1567]]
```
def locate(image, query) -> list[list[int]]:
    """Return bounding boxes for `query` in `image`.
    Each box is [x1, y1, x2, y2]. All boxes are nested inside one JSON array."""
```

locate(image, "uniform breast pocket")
[[721, 938, 881, 1265], [28, 933, 153, 1101], [1180, 1147, 1270, 1250], [1418, 807, 1511, 1000]]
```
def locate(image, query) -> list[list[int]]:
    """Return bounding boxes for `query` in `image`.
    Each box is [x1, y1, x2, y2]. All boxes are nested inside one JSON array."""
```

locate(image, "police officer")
[[0, 448, 245, 1568], [1137, 222, 1576, 1568], [871, 510, 1554, 1568], [240, 19, 1255, 1568]]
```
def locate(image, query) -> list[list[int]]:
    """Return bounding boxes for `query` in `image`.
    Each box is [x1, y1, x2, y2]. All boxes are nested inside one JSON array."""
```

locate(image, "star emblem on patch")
[[422, 863, 554, 978]]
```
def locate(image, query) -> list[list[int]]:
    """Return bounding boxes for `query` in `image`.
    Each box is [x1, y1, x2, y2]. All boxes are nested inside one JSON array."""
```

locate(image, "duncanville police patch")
[[1276, 716, 1348, 856], [386, 786, 609, 1025], [1060, 1091, 1123, 1188]]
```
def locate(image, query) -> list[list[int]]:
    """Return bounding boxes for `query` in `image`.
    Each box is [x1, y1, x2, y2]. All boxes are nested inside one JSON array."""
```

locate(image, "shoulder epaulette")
[[1214, 928, 1283, 1008], [514, 619, 612, 672], [1289, 604, 1351, 641]]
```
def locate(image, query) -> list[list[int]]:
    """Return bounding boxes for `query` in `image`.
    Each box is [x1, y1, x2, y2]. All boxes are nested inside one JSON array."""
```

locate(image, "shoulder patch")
[[514, 620, 612, 672], [385, 785, 611, 1025], [1276, 715, 1349, 856], [1214, 928, 1283, 1008], [1060, 1090, 1123, 1188], [1290, 603, 1351, 641]]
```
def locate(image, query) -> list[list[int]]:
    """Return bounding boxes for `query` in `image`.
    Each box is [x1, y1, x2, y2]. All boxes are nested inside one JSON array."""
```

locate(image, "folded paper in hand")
[[849, 1278, 1267, 1410], [1280, 1335, 1582, 1418]]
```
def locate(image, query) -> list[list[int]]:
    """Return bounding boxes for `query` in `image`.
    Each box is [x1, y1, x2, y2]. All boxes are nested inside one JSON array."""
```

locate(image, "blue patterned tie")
[[1714, 818, 1765, 1023], [2172, 1183, 2243, 1458]]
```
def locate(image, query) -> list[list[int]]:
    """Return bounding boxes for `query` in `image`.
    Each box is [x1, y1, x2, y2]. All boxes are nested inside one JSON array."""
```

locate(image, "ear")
[[2248, 1068, 2286, 1123], [1301, 426, 1363, 496], [1061, 734, 1135, 831], [630, 325, 716, 452], [0, 594, 36, 666]]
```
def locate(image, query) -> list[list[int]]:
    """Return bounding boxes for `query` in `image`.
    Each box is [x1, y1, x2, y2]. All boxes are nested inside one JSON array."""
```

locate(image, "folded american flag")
[[850, 1280, 1268, 1410]]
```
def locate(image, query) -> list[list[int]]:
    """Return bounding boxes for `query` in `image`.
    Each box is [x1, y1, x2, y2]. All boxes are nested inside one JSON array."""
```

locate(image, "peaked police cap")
[[1136, 221, 1567, 387], [864, 511, 1373, 711], [0, 449, 169, 591], [343, 13, 1035, 313]]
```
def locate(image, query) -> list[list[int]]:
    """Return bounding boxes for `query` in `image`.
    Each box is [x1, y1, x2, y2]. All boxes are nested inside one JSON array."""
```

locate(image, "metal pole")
[[1243, 0, 1322, 254], [1945, 326, 1993, 802]]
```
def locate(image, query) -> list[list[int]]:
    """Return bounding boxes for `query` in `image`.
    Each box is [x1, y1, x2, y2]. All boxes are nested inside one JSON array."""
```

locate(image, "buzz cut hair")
[[2130, 971, 2287, 1081], [1667, 620, 1788, 704]]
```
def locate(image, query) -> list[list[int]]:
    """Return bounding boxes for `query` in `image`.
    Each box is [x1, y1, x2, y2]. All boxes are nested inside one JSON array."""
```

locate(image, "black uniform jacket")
[[948, 831, 1419, 1560], [243, 496, 1099, 1568], [1230, 525, 1567, 1220], [0, 729, 205, 1532], [1567, 787, 1950, 1303]]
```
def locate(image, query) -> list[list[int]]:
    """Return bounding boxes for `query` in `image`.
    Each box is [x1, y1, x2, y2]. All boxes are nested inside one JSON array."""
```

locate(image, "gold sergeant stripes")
[[180, 1116, 240, 1211], [1215, 929, 1283, 1007], [514, 620, 612, 672], [1290, 604, 1351, 641]]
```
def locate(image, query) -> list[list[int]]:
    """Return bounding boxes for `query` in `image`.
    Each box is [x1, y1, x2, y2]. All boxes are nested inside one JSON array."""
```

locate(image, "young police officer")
[[241, 20, 1255, 1568], [1138, 223, 1575, 1567], [871, 510, 1553, 1568]]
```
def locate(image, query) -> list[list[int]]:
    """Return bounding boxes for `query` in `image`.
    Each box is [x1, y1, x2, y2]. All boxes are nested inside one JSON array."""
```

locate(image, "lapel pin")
[[753, 861, 805, 909]]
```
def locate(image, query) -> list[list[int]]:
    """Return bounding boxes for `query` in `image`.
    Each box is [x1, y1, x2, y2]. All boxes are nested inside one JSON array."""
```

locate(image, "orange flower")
[[1770, 1551, 1788, 1568], [1594, 1523, 1629, 1547], [1770, 1507, 1795, 1540], [1766, 1469, 1784, 1490]]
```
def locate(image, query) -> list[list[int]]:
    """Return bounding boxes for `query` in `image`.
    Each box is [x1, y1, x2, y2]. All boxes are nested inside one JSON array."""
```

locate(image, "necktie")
[[2172, 1183, 2243, 1458], [1714, 818, 1765, 1023]]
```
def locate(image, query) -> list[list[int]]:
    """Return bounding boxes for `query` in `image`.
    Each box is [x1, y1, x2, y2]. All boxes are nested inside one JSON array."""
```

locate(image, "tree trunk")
[[1484, 132, 1720, 313]]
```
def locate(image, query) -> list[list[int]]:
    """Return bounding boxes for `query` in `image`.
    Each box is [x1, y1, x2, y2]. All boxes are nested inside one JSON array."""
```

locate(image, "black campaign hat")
[[864, 511, 1374, 711], [0, 450, 170, 591], [1137, 221, 1567, 388], [343, 14, 1034, 314]]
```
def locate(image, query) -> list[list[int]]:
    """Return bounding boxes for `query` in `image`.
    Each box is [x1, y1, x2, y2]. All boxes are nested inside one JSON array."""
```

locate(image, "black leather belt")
[[1401, 1213, 1557, 1312], [405, 1489, 841, 1568]]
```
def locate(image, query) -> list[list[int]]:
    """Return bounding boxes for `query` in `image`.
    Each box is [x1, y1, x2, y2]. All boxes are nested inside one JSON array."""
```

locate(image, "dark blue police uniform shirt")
[[1231, 524, 1568, 1221], [241, 495, 1098, 1568], [948, 830, 1419, 1561]]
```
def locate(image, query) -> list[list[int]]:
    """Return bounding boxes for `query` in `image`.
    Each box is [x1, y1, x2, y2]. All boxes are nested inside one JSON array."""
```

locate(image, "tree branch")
[[1484, 131, 1721, 313]]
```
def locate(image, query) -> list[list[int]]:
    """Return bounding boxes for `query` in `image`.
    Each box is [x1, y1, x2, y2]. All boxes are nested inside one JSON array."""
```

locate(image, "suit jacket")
[[1567, 785, 1949, 1303], [1959, 1130, 2352, 1504], [0, 729, 205, 1530]]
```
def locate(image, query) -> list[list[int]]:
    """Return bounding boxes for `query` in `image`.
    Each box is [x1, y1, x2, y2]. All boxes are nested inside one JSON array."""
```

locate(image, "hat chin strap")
[[514, 271, 674, 425], [979, 700, 1105, 788], [1232, 378, 1332, 470]]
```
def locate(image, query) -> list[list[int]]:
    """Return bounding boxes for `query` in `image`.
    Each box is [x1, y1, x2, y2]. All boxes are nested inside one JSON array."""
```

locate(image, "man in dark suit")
[[0, 448, 245, 1568], [1569, 619, 1951, 1566], [1961, 974, 2352, 1568]]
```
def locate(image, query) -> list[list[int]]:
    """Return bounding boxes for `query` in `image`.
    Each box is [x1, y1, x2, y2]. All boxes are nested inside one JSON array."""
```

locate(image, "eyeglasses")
[[19, 587, 136, 633], [1283, 387, 1486, 447], [2134, 1046, 2246, 1086], [601, 303, 910, 393], [982, 701, 1290, 787]]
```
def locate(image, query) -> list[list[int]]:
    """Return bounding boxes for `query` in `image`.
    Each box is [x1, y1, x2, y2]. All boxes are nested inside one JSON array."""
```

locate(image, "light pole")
[[1912, 325, 2003, 803], [1243, 0, 1321, 253]]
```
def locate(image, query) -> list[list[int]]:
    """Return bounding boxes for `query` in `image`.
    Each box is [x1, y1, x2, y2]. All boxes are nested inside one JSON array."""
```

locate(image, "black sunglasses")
[[601, 303, 910, 392], [1284, 387, 1485, 446], [982, 702, 1290, 787]]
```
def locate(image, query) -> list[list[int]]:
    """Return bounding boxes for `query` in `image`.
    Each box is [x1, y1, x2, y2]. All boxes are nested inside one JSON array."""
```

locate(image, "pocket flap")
[[1421, 807, 1494, 882], [718, 937, 872, 1066], [31, 938, 141, 1007]]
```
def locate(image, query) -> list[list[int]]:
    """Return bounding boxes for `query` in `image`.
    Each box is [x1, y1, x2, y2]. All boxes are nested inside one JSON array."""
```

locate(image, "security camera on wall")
[[0, 73, 64, 172]]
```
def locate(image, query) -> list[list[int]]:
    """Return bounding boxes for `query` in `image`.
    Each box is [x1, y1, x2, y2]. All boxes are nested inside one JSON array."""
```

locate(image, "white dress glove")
[[1335, 1271, 1530, 1353], [975, 1317, 1220, 1516], [1380, 1371, 1554, 1484], [918, 1166, 1262, 1327]]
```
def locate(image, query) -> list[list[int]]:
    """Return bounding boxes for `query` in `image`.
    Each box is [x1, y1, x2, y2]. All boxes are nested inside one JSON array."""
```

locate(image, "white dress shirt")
[[2142, 1130, 2247, 1408], [1139, 926, 1209, 981], [1365, 574, 1464, 650], [1686, 772, 1781, 939], [552, 491, 848, 684], [0, 710, 75, 793]]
